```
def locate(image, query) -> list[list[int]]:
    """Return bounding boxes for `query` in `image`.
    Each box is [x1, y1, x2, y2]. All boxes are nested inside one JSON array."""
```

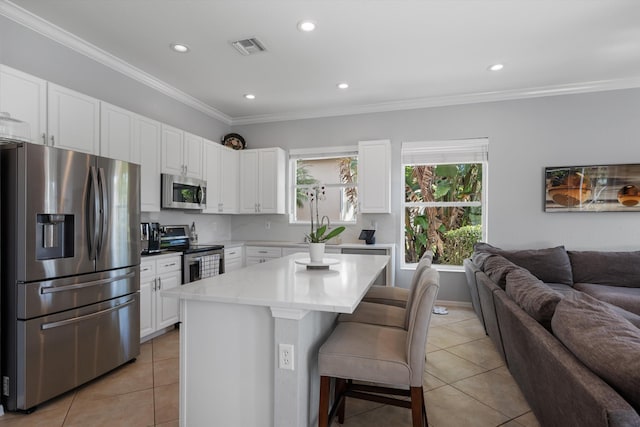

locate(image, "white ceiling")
[[5, 0, 640, 124]]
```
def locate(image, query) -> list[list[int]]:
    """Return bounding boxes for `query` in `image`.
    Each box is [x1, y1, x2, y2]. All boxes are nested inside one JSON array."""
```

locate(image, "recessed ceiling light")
[[244, 94, 256, 100], [488, 63, 504, 71], [170, 43, 190, 53], [337, 82, 349, 90], [298, 20, 316, 32]]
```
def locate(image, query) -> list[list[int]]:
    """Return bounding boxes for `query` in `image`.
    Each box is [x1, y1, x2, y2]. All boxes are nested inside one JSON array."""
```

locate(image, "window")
[[290, 148, 358, 224], [402, 139, 488, 268]]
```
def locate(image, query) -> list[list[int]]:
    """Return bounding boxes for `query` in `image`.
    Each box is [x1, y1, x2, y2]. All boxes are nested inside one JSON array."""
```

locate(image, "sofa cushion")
[[505, 268, 563, 328], [552, 292, 640, 412], [569, 250, 640, 288], [482, 254, 521, 289], [474, 243, 573, 285], [573, 282, 640, 316]]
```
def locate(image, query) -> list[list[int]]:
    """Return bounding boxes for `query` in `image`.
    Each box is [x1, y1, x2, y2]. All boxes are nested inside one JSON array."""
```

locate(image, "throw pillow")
[[482, 254, 521, 289], [568, 250, 640, 288], [474, 242, 573, 285], [552, 292, 640, 411], [505, 268, 563, 328]]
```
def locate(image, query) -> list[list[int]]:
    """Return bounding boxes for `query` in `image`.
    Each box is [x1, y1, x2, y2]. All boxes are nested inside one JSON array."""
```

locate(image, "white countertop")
[[161, 253, 389, 313]]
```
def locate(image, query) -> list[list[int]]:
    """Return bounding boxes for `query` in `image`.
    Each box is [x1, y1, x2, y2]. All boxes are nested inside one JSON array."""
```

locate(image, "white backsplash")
[[141, 211, 232, 244]]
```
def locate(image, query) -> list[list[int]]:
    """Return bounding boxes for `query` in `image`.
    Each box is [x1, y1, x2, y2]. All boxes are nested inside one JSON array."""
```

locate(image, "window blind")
[[401, 138, 488, 165], [289, 146, 358, 160]]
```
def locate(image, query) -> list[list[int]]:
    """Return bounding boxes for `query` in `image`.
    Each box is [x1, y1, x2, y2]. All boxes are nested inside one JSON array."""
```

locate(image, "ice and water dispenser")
[[36, 214, 74, 260]]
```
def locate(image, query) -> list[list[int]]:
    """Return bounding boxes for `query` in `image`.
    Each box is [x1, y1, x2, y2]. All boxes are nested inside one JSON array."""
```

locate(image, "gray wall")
[[231, 89, 640, 301]]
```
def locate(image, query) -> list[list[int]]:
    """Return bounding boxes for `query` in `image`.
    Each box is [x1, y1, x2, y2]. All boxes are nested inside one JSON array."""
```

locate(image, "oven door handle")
[[40, 272, 136, 294], [41, 297, 136, 330]]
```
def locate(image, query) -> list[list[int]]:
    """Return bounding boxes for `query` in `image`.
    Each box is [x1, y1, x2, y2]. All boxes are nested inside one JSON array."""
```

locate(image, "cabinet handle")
[[50, 135, 55, 146], [42, 133, 46, 145], [153, 278, 158, 291], [164, 262, 177, 267], [158, 277, 162, 290], [257, 203, 261, 212], [141, 267, 151, 272]]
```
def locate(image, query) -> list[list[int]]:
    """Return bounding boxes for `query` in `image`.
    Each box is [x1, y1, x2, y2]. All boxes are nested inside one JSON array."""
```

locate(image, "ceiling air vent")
[[231, 38, 266, 56]]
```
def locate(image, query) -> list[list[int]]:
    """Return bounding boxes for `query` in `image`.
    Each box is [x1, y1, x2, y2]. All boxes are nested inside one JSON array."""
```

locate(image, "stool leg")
[[319, 376, 331, 427], [410, 386, 426, 427], [335, 378, 347, 424]]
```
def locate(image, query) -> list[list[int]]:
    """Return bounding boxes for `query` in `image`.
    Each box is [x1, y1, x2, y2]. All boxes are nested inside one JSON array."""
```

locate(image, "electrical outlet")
[[265, 221, 271, 230], [279, 343, 294, 370]]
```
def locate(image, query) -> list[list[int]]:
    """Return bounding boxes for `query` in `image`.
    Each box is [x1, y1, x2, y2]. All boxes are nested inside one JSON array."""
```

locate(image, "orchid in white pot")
[[305, 185, 345, 261]]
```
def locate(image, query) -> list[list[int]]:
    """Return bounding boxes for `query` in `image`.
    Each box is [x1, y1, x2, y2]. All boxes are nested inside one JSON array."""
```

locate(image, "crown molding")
[[0, 0, 232, 125], [230, 77, 640, 125]]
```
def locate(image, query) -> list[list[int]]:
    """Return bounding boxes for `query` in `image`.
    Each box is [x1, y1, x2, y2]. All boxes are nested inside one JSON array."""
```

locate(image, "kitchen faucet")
[[320, 215, 330, 229]]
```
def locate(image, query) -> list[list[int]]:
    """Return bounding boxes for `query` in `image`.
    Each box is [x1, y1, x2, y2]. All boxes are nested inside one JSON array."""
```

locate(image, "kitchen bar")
[[162, 252, 389, 427]]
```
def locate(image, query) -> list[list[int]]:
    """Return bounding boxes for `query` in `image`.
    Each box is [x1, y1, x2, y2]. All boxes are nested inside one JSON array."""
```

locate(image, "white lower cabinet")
[[245, 246, 282, 266], [224, 247, 244, 272], [140, 254, 182, 340]]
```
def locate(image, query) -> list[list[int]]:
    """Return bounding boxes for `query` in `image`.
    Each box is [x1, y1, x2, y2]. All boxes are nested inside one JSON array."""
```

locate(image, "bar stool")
[[318, 267, 440, 427], [337, 251, 433, 328], [361, 251, 433, 307]]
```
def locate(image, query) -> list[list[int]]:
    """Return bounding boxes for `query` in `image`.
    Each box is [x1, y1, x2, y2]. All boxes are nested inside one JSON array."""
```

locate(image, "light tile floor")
[[0, 306, 541, 427]]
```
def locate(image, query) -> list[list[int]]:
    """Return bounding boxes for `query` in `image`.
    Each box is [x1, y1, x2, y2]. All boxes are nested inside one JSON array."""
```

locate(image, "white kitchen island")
[[161, 252, 389, 427]]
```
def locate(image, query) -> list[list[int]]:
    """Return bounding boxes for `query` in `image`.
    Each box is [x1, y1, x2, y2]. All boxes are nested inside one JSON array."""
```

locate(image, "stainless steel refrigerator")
[[0, 142, 141, 412]]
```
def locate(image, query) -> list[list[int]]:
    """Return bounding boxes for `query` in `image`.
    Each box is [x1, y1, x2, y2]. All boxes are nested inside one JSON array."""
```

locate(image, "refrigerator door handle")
[[40, 297, 137, 330], [89, 166, 100, 261], [97, 167, 109, 257], [40, 271, 136, 294]]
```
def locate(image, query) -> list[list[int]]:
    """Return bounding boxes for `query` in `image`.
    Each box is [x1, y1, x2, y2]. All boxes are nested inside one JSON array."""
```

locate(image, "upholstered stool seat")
[[338, 251, 433, 328], [360, 251, 433, 308], [318, 267, 440, 427]]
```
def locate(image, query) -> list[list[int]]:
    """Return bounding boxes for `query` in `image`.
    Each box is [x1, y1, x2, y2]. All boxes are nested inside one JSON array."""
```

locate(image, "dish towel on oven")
[[199, 254, 220, 279]]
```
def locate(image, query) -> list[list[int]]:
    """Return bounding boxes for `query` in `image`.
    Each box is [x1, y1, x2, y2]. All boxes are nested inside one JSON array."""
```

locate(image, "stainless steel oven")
[[161, 174, 206, 210], [159, 225, 224, 284], [183, 246, 225, 284]]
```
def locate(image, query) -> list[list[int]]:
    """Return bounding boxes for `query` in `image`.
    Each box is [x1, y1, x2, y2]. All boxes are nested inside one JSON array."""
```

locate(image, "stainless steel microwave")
[[161, 173, 207, 210]]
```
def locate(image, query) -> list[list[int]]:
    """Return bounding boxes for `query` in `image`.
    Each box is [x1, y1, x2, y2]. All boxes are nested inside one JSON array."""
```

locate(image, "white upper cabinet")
[[239, 148, 286, 214], [0, 65, 47, 144], [203, 140, 239, 214], [47, 83, 100, 154], [161, 125, 203, 179], [183, 132, 203, 179], [358, 139, 391, 213], [161, 124, 184, 175], [137, 116, 162, 212], [220, 145, 239, 212], [100, 102, 139, 163]]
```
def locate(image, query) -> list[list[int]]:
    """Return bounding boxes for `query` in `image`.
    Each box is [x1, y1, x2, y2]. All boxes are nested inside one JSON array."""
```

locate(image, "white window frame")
[[400, 138, 489, 272], [288, 146, 359, 225]]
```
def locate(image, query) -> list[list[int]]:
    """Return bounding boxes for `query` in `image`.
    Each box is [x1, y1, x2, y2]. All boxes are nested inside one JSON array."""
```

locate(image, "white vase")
[[309, 242, 325, 263]]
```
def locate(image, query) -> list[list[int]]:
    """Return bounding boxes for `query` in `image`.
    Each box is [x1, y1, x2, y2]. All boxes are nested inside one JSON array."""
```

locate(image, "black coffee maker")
[[140, 222, 161, 254]]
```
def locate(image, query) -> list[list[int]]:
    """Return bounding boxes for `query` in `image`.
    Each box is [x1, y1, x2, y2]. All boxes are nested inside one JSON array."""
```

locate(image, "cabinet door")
[[139, 275, 156, 338], [100, 102, 136, 162], [161, 124, 184, 175], [220, 146, 239, 213], [47, 83, 100, 154], [138, 116, 162, 212], [0, 65, 47, 144], [156, 270, 181, 329], [202, 140, 222, 213], [184, 132, 203, 179], [358, 140, 391, 213], [239, 150, 259, 213], [257, 149, 285, 214]]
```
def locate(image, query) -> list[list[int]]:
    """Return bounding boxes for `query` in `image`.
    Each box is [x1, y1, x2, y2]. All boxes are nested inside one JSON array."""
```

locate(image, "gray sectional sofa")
[[464, 244, 640, 427]]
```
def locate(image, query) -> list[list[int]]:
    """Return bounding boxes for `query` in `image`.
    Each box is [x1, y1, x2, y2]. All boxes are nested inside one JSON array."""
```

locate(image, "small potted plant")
[[305, 185, 345, 262]]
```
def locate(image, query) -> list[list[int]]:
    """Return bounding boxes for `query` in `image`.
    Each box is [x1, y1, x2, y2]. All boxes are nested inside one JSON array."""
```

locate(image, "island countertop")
[[161, 252, 390, 314]]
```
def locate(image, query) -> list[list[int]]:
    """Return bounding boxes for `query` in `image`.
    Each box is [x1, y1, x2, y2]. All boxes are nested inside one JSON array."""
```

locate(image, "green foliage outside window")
[[405, 163, 483, 265]]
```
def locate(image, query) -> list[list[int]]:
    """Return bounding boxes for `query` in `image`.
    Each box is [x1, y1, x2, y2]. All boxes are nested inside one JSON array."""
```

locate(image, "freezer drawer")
[[17, 266, 139, 319], [8, 293, 140, 411]]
